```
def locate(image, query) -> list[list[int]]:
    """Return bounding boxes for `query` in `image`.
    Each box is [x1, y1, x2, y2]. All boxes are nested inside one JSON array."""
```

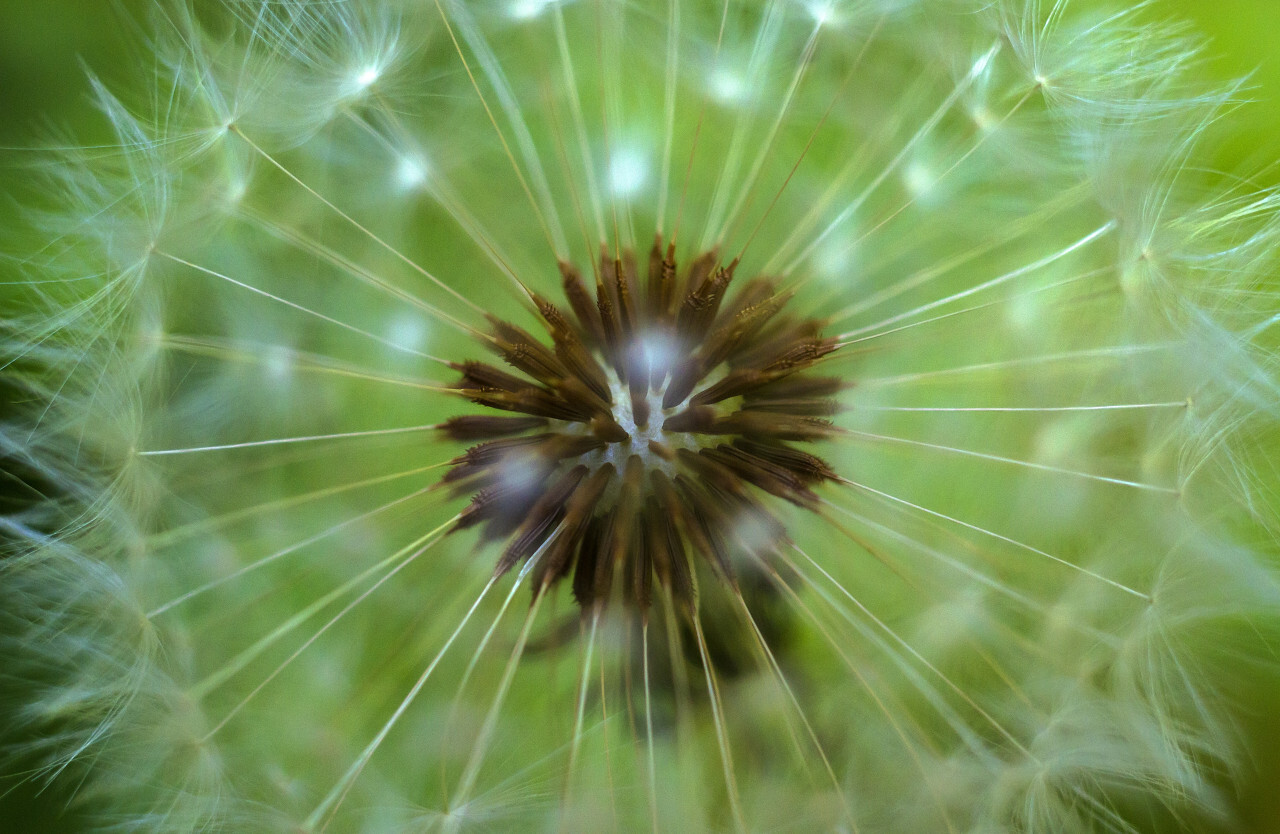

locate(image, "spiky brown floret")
[[438, 236, 845, 613]]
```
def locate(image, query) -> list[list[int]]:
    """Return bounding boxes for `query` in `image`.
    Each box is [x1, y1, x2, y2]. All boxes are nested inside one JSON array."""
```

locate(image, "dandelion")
[[4, 0, 1280, 832]]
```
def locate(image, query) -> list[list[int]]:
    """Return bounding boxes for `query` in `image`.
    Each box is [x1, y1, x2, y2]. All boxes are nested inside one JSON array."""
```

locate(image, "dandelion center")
[[440, 236, 840, 611]]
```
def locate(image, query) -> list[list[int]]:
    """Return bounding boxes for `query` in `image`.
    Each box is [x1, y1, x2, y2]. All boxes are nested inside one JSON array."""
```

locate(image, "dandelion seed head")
[[5, 0, 1280, 831], [442, 242, 840, 608]]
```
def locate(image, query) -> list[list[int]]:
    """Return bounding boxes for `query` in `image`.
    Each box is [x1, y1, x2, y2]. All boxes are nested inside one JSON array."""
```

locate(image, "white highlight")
[[971, 49, 995, 76], [609, 149, 648, 196], [264, 345, 294, 382], [395, 155, 428, 190], [806, 1, 835, 25], [633, 332, 677, 382], [903, 160, 935, 200], [509, 0, 553, 19], [355, 66, 380, 88], [710, 70, 747, 104], [385, 313, 429, 352], [815, 235, 856, 281]]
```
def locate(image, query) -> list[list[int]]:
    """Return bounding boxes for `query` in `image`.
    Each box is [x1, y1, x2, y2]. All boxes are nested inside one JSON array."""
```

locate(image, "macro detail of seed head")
[[3, 1, 1280, 832], [442, 242, 840, 613]]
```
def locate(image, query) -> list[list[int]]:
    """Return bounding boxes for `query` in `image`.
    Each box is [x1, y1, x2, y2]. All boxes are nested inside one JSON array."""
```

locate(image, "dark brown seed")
[[494, 465, 588, 578], [560, 261, 605, 346], [443, 244, 842, 618], [438, 415, 549, 441]]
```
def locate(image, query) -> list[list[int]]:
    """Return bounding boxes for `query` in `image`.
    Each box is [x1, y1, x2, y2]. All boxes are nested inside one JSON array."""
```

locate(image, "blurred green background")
[[3, 1, 1278, 176], [1, 1, 1277, 831]]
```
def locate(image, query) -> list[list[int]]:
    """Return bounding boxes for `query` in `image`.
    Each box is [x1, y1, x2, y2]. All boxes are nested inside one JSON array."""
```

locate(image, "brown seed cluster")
[[438, 236, 843, 613]]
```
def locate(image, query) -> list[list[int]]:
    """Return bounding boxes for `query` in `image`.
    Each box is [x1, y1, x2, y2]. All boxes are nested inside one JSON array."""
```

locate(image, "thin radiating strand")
[[303, 563, 515, 832], [562, 608, 601, 811], [734, 23, 889, 270], [189, 516, 459, 699], [835, 477, 1151, 599], [593, 0, 623, 257], [352, 101, 538, 302], [692, 615, 748, 833], [433, 0, 562, 259], [445, 0, 569, 255], [641, 622, 659, 834], [777, 43, 1002, 275], [670, 0, 731, 247], [841, 428, 1180, 495], [836, 221, 1116, 341], [859, 343, 1176, 387], [235, 203, 479, 338], [783, 543, 1035, 760], [718, 14, 832, 246], [434, 526, 568, 799], [820, 494, 1121, 647], [759, 558, 958, 833], [552, 0, 606, 243], [732, 592, 859, 831], [827, 84, 1039, 271], [598, 632, 622, 833], [228, 125, 487, 318], [155, 252, 453, 367], [758, 72, 937, 276], [139, 423, 440, 456], [445, 585, 552, 831], [855, 402, 1188, 413], [201, 514, 459, 738], [781, 551, 1015, 758], [732, 41, 861, 267], [697, 0, 789, 251], [147, 481, 436, 617], [831, 268, 1109, 350], [654, 0, 681, 233], [543, 73, 601, 282], [154, 334, 451, 393], [819, 187, 1093, 326], [148, 459, 446, 547]]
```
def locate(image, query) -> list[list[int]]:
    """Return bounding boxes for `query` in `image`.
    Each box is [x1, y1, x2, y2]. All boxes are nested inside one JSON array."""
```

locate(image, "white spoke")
[[445, 584, 550, 830], [140, 423, 440, 457], [692, 615, 747, 833], [837, 222, 1116, 341], [562, 608, 600, 806], [190, 515, 460, 700], [854, 401, 1188, 414], [228, 125, 486, 318], [434, 0, 563, 258], [641, 621, 660, 834], [236, 204, 480, 338], [303, 565, 513, 832], [783, 543, 1033, 759], [858, 343, 1175, 387], [156, 252, 451, 366], [154, 334, 451, 392], [148, 460, 445, 548], [201, 514, 458, 738], [836, 477, 1150, 599], [147, 482, 436, 617], [778, 43, 1001, 275], [654, 0, 681, 234], [841, 427, 1180, 495]]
